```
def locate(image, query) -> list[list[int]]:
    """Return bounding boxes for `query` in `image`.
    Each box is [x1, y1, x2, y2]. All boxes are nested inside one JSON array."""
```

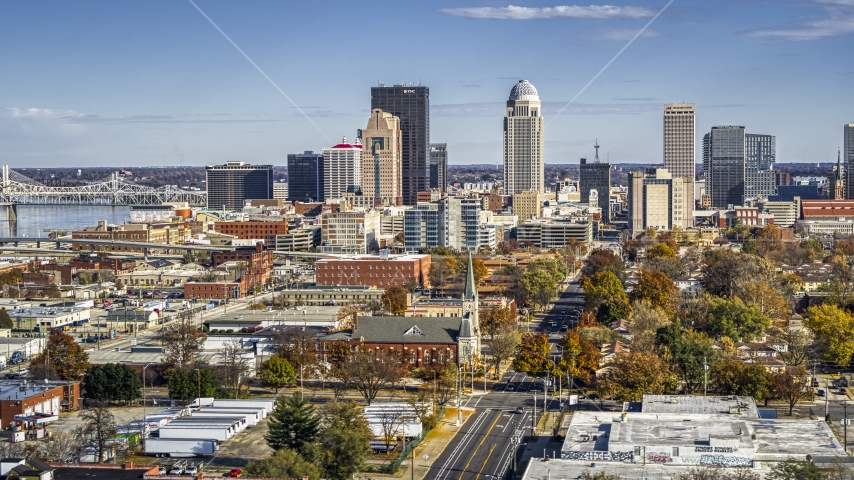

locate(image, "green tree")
[[711, 358, 771, 401], [595, 298, 631, 324], [580, 270, 627, 313], [766, 458, 826, 480], [519, 267, 559, 311], [705, 296, 769, 342], [382, 286, 409, 315], [167, 367, 220, 401], [85, 364, 142, 403], [260, 356, 296, 394], [313, 401, 373, 480], [0, 308, 13, 329], [512, 332, 552, 377], [742, 237, 758, 255], [245, 449, 320, 480], [656, 326, 720, 393], [804, 303, 854, 367], [266, 392, 321, 453]]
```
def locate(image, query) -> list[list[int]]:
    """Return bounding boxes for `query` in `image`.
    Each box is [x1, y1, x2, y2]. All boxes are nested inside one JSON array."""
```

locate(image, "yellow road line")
[[459, 413, 501, 480], [475, 443, 496, 480]]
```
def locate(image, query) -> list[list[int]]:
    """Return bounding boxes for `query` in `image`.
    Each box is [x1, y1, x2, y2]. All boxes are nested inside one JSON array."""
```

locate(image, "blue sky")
[[0, 0, 852, 168]]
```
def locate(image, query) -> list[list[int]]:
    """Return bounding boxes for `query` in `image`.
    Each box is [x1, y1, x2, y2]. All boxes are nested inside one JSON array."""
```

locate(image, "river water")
[[0, 205, 131, 238]]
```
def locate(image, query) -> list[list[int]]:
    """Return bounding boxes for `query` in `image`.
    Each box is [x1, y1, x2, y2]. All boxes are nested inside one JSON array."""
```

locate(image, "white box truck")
[[145, 438, 218, 457]]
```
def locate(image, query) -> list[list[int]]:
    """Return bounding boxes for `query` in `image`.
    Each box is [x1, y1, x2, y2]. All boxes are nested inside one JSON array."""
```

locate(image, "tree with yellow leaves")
[[804, 304, 854, 367]]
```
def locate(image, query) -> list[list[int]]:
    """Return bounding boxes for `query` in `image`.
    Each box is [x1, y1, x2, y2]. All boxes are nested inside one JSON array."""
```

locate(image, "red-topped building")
[[315, 253, 430, 289]]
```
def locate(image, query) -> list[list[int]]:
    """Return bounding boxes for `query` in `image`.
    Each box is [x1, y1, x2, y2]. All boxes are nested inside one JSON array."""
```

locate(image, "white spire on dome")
[[509, 79, 539, 101]]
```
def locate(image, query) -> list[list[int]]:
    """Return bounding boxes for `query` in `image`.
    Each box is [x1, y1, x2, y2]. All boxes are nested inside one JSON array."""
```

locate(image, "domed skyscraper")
[[503, 80, 545, 194]]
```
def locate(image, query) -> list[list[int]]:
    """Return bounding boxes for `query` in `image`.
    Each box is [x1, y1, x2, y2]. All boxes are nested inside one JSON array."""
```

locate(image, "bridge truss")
[[0, 165, 207, 206]]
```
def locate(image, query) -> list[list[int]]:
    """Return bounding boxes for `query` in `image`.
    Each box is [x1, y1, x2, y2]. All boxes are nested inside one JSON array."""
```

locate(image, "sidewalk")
[[369, 407, 475, 479]]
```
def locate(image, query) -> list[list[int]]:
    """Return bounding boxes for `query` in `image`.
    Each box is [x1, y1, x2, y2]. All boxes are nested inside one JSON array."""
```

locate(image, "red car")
[[228, 468, 242, 478]]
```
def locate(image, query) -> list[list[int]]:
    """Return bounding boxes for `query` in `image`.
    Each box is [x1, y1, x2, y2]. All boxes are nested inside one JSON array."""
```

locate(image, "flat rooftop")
[[0, 380, 77, 401], [639, 395, 759, 418], [562, 410, 844, 463], [316, 254, 428, 262]]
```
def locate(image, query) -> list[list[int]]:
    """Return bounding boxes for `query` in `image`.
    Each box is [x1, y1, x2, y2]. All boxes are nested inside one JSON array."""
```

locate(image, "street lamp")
[[141, 362, 154, 447]]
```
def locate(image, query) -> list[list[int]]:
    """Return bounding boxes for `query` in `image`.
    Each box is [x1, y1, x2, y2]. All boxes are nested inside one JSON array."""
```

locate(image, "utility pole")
[[703, 356, 708, 396], [845, 402, 850, 455], [533, 392, 537, 437], [456, 365, 462, 427]]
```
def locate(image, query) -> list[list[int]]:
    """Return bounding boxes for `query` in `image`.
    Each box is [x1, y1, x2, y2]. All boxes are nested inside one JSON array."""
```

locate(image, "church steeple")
[[464, 251, 477, 300]]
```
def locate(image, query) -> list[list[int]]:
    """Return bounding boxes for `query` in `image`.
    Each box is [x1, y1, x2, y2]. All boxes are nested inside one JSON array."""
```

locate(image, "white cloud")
[[741, 0, 854, 41], [440, 4, 655, 20], [6, 107, 82, 119]]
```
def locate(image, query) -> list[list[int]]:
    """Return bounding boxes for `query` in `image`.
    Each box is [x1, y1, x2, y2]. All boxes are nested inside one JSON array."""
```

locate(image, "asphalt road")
[[427, 408, 527, 480], [429, 274, 589, 479]]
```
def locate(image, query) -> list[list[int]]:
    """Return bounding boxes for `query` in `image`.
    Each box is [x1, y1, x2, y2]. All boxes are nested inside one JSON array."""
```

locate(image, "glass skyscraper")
[[429, 143, 448, 192], [704, 126, 745, 208], [205, 162, 273, 211], [371, 84, 430, 205], [286, 151, 323, 203]]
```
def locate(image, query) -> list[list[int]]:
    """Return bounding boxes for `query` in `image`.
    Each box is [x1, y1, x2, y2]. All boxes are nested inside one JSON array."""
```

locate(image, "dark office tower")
[[703, 126, 745, 208], [846, 123, 854, 199], [579, 140, 611, 223], [745, 134, 776, 198], [286, 151, 324, 203], [774, 170, 791, 187], [429, 143, 448, 191], [205, 162, 273, 211], [371, 84, 429, 205]]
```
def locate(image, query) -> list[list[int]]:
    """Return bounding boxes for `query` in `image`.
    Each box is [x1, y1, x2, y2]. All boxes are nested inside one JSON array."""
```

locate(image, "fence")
[[385, 406, 445, 474]]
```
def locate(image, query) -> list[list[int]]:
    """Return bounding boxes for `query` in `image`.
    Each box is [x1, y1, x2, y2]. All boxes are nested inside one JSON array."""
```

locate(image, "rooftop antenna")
[[594, 139, 601, 163]]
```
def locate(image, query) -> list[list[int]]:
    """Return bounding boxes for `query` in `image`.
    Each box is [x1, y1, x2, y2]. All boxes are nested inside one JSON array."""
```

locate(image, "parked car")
[[228, 468, 242, 477], [818, 389, 826, 397], [184, 464, 198, 476], [158, 467, 167, 475], [840, 388, 848, 395], [812, 378, 820, 387]]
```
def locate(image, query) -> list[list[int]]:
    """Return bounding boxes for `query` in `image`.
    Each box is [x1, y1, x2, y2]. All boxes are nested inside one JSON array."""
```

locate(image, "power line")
[[187, 0, 332, 143]]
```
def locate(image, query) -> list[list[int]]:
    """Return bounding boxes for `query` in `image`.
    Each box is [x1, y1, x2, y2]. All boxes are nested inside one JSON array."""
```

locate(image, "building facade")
[[371, 84, 430, 205], [429, 143, 448, 192], [663, 103, 696, 179], [323, 137, 362, 201], [503, 80, 545, 194], [745, 133, 776, 198], [516, 219, 593, 247], [846, 124, 854, 199], [444, 196, 484, 251], [273, 183, 288, 201], [627, 168, 692, 235], [213, 219, 288, 245], [320, 210, 381, 254], [360, 109, 402, 206], [287, 151, 324, 203], [205, 162, 273, 211], [314, 254, 430, 288], [404, 203, 442, 253], [512, 190, 543, 222], [580, 154, 611, 222]]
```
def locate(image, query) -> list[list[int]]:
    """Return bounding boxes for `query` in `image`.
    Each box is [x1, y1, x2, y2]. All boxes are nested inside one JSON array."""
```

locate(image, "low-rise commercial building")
[[273, 286, 387, 307], [0, 380, 81, 428], [315, 253, 430, 288], [7, 305, 90, 332], [213, 218, 289, 245], [517, 218, 593, 247], [116, 270, 198, 288]]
